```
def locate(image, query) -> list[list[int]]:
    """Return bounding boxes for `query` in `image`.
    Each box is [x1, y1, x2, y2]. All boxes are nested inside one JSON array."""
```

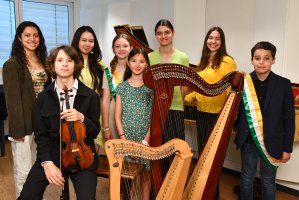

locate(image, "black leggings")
[[196, 110, 219, 200], [161, 110, 185, 178]]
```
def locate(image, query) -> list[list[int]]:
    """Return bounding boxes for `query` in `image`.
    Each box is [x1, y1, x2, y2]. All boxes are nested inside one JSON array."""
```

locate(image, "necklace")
[[159, 47, 175, 62]]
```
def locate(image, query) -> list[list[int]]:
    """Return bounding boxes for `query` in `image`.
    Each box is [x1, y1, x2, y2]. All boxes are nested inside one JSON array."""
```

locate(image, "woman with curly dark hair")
[[2, 21, 50, 198]]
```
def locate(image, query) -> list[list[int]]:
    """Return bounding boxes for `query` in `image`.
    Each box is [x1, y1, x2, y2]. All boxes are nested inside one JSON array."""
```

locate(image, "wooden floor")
[[0, 140, 298, 200]]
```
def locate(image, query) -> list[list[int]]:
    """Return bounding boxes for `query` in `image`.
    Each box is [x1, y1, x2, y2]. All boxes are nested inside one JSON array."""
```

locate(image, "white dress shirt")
[[55, 79, 78, 111], [42, 79, 83, 167]]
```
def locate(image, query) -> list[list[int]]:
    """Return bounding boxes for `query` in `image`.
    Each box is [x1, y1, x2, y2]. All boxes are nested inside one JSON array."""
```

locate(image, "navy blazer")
[[34, 80, 101, 166], [234, 71, 295, 158]]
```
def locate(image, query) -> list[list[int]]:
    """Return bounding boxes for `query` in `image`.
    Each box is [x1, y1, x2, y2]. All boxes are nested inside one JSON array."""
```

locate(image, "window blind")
[[0, 0, 16, 68], [23, 0, 69, 53]]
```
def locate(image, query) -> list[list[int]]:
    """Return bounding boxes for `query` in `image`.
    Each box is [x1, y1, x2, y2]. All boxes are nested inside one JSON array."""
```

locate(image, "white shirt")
[[42, 79, 83, 167], [55, 79, 78, 111]]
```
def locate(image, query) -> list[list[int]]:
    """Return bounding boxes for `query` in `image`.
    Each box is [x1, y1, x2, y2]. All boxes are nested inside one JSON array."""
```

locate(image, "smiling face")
[[78, 31, 94, 56], [18, 26, 40, 52], [207, 31, 221, 53], [155, 25, 174, 47], [54, 50, 75, 79], [113, 38, 132, 60], [251, 49, 275, 77], [127, 53, 148, 76]]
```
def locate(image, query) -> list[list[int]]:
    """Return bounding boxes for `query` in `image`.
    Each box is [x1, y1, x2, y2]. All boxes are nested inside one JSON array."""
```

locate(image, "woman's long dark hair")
[[196, 27, 232, 72], [71, 26, 104, 94], [11, 21, 47, 81], [123, 47, 150, 81]]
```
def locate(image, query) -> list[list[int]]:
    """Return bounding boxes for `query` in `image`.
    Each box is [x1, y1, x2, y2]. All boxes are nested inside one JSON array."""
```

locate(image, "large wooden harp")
[[144, 63, 244, 199], [105, 139, 193, 200]]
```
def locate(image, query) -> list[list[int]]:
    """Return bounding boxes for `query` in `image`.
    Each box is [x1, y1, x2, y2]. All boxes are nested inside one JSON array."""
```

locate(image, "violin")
[[60, 85, 94, 172]]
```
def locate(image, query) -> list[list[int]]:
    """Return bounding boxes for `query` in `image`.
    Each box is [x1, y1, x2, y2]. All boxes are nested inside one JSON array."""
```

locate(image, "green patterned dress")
[[115, 80, 154, 171]]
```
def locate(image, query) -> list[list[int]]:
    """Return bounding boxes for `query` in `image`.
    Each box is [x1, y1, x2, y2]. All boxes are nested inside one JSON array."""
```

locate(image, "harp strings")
[[145, 65, 233, 199], [113, 140, 177, 200], [151, 65, 224, 191], [152, 67, 171, 194]]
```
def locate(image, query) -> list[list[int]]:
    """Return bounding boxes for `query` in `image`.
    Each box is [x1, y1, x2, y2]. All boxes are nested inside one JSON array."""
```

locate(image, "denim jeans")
[[240, 142, 277, 200]]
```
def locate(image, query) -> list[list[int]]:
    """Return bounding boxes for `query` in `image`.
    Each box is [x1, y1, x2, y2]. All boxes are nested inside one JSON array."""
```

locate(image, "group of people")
[[2, 18, 295, 200]]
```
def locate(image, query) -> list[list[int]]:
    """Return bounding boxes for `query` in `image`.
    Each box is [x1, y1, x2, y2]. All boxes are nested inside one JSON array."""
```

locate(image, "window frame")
[[0, 0, 77, 83], [18, 0, 75, 44]]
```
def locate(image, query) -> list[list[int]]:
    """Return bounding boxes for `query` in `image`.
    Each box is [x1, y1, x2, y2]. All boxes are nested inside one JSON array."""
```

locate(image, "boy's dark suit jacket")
[[234, 71, 295, 159], [34, 80, 101, 166]]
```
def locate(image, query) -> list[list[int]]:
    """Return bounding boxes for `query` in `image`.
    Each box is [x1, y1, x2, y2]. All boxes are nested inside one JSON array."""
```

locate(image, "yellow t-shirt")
[[79, 59, 106, 147], [184, 56, 237, 114], [79, 60, 106, 94]]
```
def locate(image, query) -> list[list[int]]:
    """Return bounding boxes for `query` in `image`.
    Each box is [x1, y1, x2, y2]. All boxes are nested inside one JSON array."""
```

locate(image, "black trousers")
[[161, 110, 185, 178], [18, 156, 99, 200], [196, 110, 219, 200]]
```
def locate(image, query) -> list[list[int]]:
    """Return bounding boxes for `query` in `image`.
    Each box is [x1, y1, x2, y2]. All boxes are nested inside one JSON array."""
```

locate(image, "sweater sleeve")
[[2, 59, 26, 138], [282, 80, 295, 153]]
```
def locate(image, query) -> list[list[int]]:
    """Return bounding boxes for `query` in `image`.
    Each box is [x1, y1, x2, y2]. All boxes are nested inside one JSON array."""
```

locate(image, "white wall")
[[282, 0, 299, 83], [174, 0, 206, 64], [80, 7, 103, 50], [253, 0, 288, 76], [102, 2, 131, 65], [206, 0, 256, 73], [130, 0, 161, 50]]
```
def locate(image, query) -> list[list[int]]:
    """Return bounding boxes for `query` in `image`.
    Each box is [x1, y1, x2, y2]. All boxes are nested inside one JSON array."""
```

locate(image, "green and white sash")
[[243, 74, 281, 169], [105, 66, 121, 101]]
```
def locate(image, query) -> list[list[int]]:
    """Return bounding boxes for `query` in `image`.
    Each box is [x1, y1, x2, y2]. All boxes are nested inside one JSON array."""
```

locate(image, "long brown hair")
[[11, 21, 47, 81], [110, 34, 133, 81], [196, 27, 232, 72], [46, 45, 83, 79]]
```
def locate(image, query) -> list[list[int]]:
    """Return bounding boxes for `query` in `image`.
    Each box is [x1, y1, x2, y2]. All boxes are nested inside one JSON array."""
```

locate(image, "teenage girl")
[[2, 21, 50, 198], [102, 34, 133, 141], [148, 19, 189, 178], [148, 19, 189, 143], [71, 26, 106, 154], [115, 47, 153, 200], [184, 27, 237, 200]]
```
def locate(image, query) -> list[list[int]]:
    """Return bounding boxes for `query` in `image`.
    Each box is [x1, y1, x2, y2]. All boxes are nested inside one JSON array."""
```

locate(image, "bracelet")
[[119, 134, 125, 137], [102, 127, 110, 131], [142, 140, 149, 146]]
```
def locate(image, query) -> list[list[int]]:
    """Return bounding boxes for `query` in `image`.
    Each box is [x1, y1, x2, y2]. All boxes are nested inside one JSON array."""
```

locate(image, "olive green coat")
[[2, 56, 50, 139]]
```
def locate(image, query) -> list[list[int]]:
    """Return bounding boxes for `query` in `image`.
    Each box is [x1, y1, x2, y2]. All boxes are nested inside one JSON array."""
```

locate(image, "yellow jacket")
[[184, 56, 237, 114]]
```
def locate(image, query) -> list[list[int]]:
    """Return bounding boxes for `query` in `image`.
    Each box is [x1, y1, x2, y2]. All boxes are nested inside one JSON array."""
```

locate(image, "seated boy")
[[18, 45, 101, 200], [234, 41, 295, 200]]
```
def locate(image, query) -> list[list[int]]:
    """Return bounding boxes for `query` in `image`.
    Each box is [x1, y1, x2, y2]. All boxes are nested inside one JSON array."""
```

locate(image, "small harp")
[[143, 63, 244, 199], [105, 139, 193, 200]]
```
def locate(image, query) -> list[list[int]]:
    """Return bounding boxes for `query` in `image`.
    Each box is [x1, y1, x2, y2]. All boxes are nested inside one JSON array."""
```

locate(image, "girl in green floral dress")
[[115, 47, 153, 200]]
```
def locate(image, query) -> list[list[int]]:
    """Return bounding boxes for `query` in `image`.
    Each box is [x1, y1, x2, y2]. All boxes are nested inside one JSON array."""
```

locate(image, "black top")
[[245, 71, 271, 144], [34, 80, 101, 166]]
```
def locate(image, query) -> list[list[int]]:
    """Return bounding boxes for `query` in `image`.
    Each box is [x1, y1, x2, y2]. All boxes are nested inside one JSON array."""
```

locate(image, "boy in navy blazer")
[[234, 42, 295, 200]]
